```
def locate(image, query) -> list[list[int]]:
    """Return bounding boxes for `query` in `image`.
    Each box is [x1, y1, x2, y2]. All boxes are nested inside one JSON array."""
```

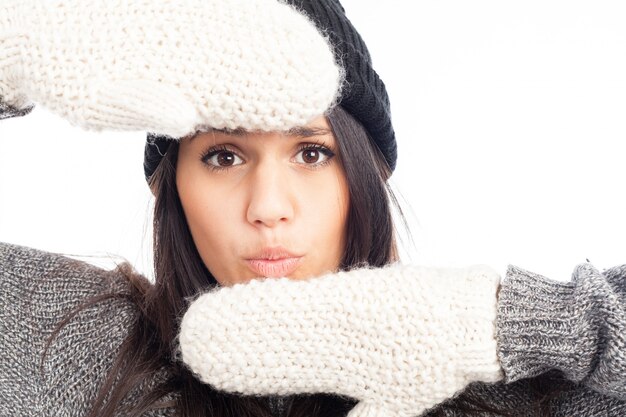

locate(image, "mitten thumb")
[[73, 79, 200, 137]]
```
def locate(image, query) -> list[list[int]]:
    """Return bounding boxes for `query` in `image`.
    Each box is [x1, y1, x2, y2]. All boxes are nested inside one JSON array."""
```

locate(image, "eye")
[[200, 145, 244, 171], [294, 143, 335, 168]]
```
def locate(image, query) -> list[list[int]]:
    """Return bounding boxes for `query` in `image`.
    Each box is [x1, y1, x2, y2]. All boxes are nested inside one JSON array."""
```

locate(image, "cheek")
[[177, 170, 239, 271], [301, 170, 350, 250]]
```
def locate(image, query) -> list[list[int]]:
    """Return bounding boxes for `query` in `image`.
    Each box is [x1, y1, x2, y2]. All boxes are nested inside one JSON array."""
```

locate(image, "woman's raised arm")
[[175, 260, 626, 416], [0, 0, 342, 139]]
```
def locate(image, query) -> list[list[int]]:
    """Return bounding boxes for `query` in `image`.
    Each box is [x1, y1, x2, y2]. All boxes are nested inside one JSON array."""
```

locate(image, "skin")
[[176, 115, 350, 287]]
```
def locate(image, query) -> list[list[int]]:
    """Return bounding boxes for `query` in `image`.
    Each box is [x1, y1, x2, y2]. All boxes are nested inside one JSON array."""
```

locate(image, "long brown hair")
[[41, 106, 567, 417]]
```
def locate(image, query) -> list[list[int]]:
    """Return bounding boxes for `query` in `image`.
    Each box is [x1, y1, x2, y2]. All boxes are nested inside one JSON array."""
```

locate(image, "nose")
[[246, 160, 295, 228]]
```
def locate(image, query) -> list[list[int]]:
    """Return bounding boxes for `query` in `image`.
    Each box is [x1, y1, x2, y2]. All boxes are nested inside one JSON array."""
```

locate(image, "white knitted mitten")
[[0, 0, 343, 137], [178, 264, 504, 417]]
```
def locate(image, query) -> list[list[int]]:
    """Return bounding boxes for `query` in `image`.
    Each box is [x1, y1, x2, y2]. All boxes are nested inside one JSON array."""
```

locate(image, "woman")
[[1, 1, 625, 416]]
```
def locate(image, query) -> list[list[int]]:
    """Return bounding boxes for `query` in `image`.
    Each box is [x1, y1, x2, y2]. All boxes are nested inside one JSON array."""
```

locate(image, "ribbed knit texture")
[[1, 241, 625, 416], [0, 0, 344, 138], [496, 263, 626, 398]]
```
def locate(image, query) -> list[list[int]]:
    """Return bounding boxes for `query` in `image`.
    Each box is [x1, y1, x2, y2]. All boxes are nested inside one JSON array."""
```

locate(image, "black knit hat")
[[144, 0, 396, 181]]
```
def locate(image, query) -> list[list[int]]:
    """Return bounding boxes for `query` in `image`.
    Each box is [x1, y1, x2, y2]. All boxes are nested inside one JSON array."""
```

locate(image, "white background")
[[1, 1, 625, 282]]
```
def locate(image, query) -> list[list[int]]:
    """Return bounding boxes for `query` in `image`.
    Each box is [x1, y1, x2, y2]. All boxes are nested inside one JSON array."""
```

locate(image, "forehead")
[[189, 116, 334, 143]]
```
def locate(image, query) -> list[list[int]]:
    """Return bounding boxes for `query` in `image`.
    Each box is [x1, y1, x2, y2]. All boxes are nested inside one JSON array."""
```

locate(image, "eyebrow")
[[285, 126, 332, 138], [190, 126, 331, 141]]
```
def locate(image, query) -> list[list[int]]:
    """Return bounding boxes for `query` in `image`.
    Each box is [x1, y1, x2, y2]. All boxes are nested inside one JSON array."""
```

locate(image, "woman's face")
[[176, 115, 350, 287]]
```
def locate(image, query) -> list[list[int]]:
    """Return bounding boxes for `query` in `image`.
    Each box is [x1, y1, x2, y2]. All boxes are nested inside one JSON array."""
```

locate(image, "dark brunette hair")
[[42, 106, 568, 417]]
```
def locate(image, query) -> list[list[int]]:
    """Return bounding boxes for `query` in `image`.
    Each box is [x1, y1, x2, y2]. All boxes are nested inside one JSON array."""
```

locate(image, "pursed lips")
[[245, 246, 303, 278]]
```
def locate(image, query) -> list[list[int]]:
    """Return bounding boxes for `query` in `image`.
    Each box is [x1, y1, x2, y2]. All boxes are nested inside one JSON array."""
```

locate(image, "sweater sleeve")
[[0, 98, 34, 119], [0, 242, 175, 416], [495, 262, 626, 400]]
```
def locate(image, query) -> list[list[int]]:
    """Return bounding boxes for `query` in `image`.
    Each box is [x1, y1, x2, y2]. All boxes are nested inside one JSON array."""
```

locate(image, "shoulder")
[[0, 242, 155, 414], [0, 241, 142, 299], [0, 241, 144, 345]]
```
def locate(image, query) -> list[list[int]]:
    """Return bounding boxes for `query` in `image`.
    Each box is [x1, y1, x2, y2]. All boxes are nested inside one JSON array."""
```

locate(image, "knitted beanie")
[[144, 0, 396, 181]]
